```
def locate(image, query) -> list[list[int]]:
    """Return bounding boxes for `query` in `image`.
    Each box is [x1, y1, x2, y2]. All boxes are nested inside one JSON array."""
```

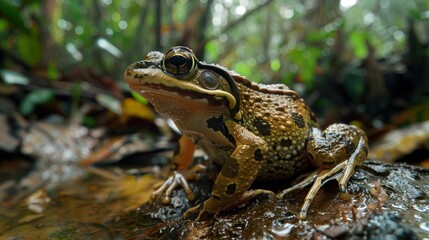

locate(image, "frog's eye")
[[200, 70, 220, 90], [162, 47, 197, 77]]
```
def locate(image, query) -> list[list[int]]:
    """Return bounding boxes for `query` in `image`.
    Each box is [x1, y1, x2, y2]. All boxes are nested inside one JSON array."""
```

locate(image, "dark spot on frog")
[[207, 116, 236, 145], [242, 94, 251, 100], [345, 141, 356, 155], [281, 138, 292, 147], [221, 157, 239, 178], [134, 74, 143, 79], [226, 183, 236, 195], [254, 149, 264, 161], [290, 112, 305, 128], [321, 160, 336, 168], [275, 106, 285, 111], [253, 117, 271, 136]]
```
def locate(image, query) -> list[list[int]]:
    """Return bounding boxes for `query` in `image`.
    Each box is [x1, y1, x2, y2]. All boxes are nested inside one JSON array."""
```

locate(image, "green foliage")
[[270, 59, 280, 72], [205, 42, 219, 62], [233, 62, 253, 80], [17, 28, 43, 66], [349, 31, 368, 59], [1, 0, 428, 109], [0, 0, 27, 31], [47, 64, 60, 81], [289, 46, 321, 87]]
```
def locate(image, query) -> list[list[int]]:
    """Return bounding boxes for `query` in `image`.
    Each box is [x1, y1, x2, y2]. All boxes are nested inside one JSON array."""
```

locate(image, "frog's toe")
[[183, 204, 201, 219], [151, 175, 174, 203], [151, 170, 196, 204], [276, 170, 320, 199], [339, 179, 351, 198], [278, 162, 348, 219], [340, 192, 351, 201]]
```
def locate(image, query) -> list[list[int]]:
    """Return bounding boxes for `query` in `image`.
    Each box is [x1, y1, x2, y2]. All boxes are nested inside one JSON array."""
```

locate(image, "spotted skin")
[[237, 83, 314, 180], [253, 117, 271, 136], [124, 46, 369, 221], [221, 158, 239, 178]]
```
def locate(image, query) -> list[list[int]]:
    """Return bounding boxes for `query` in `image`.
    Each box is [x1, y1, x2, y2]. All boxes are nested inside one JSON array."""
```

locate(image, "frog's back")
[[235, 79, 317, 180]]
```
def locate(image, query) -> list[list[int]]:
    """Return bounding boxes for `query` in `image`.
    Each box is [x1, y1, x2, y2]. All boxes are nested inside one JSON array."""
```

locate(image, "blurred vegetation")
[[1, 0, 429, 126]]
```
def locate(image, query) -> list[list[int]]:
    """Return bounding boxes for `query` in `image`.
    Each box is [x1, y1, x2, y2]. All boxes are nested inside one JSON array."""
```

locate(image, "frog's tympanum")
[[124, 46, 368, 220]]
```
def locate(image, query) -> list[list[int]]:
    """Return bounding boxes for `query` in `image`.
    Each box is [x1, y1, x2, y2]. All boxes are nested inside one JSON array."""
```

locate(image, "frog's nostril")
[[134, 61, 148, 69]]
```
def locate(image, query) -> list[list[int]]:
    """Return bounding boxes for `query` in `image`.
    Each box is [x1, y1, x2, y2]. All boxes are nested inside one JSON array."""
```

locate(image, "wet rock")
[[122, 161, 429, 239], [326, 212, 419, 240]]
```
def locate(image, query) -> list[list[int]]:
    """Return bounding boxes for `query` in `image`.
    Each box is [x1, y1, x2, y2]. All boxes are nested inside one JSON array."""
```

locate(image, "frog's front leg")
[[152, 135, 206, 204], [187, 119, 269, 221], [278, 123, 368, 219]]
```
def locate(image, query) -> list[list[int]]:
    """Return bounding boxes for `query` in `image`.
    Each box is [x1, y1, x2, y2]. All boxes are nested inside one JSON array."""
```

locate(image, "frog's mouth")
[[135, 82, 228, 108]]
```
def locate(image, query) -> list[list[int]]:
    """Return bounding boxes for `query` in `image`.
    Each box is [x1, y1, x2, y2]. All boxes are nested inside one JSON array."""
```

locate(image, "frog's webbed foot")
[[277, 124, 368, 219], [277, 161, 348, 219], [151, 164, 206, 204]]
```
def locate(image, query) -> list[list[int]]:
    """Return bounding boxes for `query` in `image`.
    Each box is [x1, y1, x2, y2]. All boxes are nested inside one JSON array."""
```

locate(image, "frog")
[[124, 46, 368, 221]]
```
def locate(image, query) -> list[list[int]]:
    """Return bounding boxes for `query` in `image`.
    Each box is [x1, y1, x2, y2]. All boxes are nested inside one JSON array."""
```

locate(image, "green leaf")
[[282, 73, 294, 85], [131, 91, 148, 105], [349, 31, 368, 59], [270, 59, 281, 72], [233, 62, 252, 80], [47, 64, 60, 81], [17, 30, 43, 66], [288, 47, 320, 87], [0, 19, 7, 32], [83, 116, 96, 128], [408, 9, 423, 20], [205, 42, 219, 62], [19, 89, 55, 115]]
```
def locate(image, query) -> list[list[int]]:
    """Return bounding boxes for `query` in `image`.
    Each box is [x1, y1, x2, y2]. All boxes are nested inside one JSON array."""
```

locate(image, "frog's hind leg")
[[277, 124, 368, 219]]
